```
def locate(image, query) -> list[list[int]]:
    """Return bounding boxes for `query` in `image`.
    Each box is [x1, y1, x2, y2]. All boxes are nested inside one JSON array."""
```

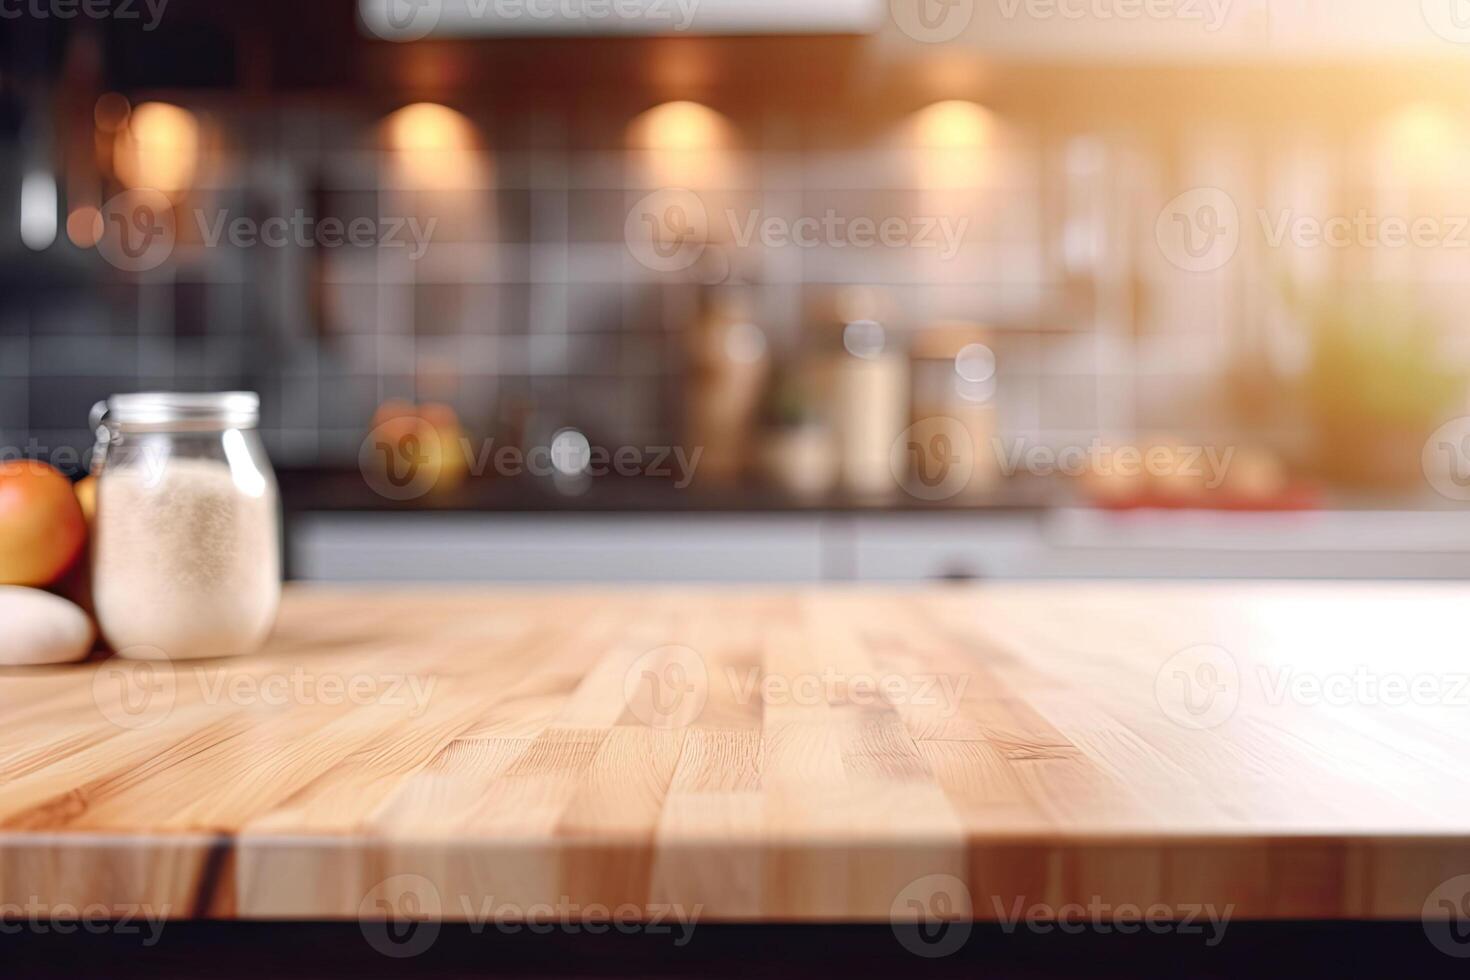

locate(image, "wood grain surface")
[[1, 583, 1468, 923]]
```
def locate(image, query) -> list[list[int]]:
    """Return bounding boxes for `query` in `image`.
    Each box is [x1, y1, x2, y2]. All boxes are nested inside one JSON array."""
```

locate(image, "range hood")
[[359, 0, 884, 38]]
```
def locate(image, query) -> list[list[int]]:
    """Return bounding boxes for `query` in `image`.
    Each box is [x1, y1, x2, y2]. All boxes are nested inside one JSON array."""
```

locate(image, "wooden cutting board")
[[1, 583, 1467, 922]]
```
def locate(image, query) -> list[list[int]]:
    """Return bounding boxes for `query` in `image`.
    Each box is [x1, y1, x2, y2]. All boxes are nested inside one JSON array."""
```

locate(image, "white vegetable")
[[0, 587, 96, 666]]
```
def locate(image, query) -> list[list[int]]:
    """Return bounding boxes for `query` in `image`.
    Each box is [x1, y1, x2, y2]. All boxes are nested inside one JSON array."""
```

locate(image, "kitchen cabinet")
[[290, 513, 834, 583], [291, 509, 1470, 582]]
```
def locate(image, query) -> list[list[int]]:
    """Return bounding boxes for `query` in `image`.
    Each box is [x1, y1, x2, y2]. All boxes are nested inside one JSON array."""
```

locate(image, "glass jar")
[[90, 392, 281, 661]]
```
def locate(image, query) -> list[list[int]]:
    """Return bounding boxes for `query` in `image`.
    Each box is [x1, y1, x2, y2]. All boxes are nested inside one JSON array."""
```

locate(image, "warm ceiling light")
[[1388, 103, 1456, 147], [626, 101, 735, 188], [910, 100, 994, 149], [381, 103, 480, 188], [383, 102, 475, 153], [1381, 103, 1458, 181], [907, 100, 999, 191], [113, 101, 200, 193], [627, 100, 732, 151]]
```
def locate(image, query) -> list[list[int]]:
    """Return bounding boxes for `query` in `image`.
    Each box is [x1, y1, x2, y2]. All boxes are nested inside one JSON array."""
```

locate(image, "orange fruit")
[[75, 474, 98, 524], [0, 460, 88, 586], [367, 401, 468, 495]]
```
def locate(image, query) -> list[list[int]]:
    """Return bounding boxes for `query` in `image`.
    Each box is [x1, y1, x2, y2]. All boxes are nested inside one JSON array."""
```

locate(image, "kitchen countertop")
[[1, 583, 1467, 922]]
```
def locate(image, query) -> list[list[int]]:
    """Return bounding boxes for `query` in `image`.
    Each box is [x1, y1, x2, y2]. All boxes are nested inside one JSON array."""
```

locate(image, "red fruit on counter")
[[0, 460, 88, 587]]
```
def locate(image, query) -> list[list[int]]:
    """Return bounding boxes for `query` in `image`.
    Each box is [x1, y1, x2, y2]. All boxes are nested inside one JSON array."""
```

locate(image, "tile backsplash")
[[7, 83, 1470, 479]]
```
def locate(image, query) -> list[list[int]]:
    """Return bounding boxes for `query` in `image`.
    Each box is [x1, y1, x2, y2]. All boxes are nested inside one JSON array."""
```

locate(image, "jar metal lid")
[[100, 392, 260, 429]]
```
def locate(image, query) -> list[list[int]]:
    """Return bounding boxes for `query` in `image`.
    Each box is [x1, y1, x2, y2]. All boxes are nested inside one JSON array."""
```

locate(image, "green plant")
[[1296, 286, 1462, 428], [1283, 281, 1465, 486]]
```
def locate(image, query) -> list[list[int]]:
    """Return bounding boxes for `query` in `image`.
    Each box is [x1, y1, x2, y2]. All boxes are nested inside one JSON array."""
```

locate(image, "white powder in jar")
[[93, 457, 280, 660]]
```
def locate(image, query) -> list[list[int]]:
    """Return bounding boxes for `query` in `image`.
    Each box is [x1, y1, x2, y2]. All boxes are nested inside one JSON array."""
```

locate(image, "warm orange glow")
[[1379, 103, 1460, 182], [628, 101, 732, 151], [381, 103, 481, 188], [383, 103, 475, 154], [66, 206, 103, 248], [626, 101, 736, 188], [906, 100, 998, 192], [910, 100, 995, 149], [1387, 103, 1457, 148], [650, 45, 718, 95], [113, 102, 200, 193]]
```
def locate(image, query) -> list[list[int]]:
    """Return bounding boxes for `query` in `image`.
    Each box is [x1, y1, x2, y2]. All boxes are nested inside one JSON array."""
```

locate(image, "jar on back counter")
[[90, 392, 280, 661], [909, 324, 1001, 499]]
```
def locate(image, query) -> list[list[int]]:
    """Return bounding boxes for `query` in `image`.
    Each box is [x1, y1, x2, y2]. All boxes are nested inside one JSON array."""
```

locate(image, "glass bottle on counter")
[[89, 392, 281, 661], [834, 319, 908, 499]]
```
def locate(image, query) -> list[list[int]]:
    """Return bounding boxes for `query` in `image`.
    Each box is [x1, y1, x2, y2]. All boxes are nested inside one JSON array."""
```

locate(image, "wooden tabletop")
[[2, 584, 1467, 923]]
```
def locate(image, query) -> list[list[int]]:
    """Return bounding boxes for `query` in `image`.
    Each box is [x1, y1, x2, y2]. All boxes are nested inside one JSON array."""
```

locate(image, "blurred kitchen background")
[[7, 0, 1470, 581]]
